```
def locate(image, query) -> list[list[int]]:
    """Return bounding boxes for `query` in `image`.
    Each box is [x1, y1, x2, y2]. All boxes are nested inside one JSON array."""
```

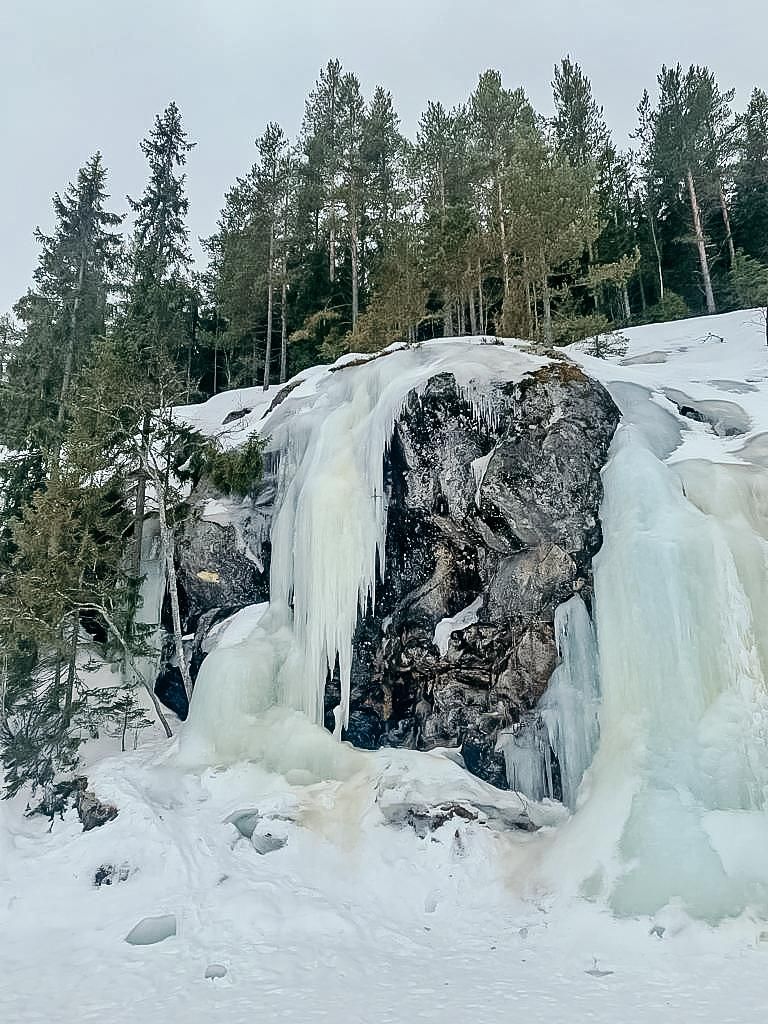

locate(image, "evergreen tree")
[[0, 155, 122, 467], [507, 123, 599, 344], [733, 88, 768, 263], [468, 70, 534, 329], [122, 101, 195, 576]]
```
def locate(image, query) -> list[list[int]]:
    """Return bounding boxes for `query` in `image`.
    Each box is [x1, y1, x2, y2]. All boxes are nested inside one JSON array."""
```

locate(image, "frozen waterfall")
[[585, 424, 768, 920], [181, 341, 544, 770], [497, 594, 601, 810]]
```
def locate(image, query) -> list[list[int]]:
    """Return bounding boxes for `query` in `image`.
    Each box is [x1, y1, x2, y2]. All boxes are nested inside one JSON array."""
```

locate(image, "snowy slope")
[[3, 313, 768, 1023]]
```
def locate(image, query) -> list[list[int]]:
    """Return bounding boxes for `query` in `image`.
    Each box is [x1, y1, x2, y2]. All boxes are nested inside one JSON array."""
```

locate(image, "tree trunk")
[[263, 223, 275, 390], [541, 265, 553, 346], [280, 253, 288, 383], [718, 179, 736, 266], [51, 249, 87, 472], [686, 168, 716, 314], [63, 612, 78, 728], [496, 172, 510, 299], [477, 259, 485, 334], [153, 471, 193, 701], [621, 282, 632, 324], [185, 295, 197, 402], [350, 220, 359, 332], [468, 287, 478, 335], [647, 201, 665, 302], [443, 295, 453, 336], [131, 411, 151, 578], [329, 213, 336, 283], [212, 314, 219, 395]]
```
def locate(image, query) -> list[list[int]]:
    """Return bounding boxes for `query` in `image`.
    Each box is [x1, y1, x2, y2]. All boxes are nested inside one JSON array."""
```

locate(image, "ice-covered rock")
[[176, 349, 618, 788]]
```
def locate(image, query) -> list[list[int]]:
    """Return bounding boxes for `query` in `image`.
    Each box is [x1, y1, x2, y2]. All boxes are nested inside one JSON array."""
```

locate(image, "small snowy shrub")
[[205, 434, 265, 497]]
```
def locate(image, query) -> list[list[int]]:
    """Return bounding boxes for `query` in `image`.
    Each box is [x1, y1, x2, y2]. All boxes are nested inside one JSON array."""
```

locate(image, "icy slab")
[[433, 596, 483, 657], [664, 388, 750, 436], [203, 603, 269, 653], [620, 350, 669, 366], [590, 430, 768, 920], [125, 914, 177, 946], [736, 432, 768, 468], [604, 382, 683, 459], [540, 595, 601, 810], [204, 963, 228, 980], [709, 379, 759, 394], [225, 808, 261, 839], [251, 831, 287, 855]]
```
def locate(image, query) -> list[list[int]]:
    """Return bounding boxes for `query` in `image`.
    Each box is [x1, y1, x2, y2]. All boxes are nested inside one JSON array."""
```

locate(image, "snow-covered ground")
[[3, 311, 768, 1023]]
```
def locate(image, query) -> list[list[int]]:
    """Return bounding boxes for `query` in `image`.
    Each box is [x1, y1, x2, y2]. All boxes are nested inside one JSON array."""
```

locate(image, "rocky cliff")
[[171, 355, 619, 787]]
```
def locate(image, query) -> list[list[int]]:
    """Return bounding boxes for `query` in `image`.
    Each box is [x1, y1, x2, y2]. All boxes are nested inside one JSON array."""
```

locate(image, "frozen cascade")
[[181, 341, 544, 770], [497, 595, 600, 810], [542, 596, 601, 809], [584, 425, 768, 921]]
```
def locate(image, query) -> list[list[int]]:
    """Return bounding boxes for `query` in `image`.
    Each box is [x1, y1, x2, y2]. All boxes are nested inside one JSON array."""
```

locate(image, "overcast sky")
[[1, 0, 766, 312]]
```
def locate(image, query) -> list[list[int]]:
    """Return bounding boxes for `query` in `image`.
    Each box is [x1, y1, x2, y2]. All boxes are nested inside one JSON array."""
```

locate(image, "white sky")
[[1, 0, 766, 312]]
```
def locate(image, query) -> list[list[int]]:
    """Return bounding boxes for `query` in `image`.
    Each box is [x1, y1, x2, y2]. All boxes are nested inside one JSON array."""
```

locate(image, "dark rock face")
[[178, 358, 618, 788], [175, 497, 271, 634], [329, 361, 619, 785]]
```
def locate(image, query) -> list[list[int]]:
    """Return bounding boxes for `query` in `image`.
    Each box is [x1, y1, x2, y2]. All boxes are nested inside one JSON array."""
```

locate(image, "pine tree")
[[415, 101, 474, 334], [733, 88, 768, 263], [508, 123, 599, 344], [468, 70, 534, 326], [0, 155, 122, 468], [552, 57, 609, 169], [123, 101, 195, 577], [641, 65, 735, 315]]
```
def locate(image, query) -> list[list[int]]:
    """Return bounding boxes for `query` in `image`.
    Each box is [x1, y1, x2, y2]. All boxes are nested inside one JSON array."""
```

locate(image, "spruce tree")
[[733, 89, 768, 263], [123, 101, 195, 576]]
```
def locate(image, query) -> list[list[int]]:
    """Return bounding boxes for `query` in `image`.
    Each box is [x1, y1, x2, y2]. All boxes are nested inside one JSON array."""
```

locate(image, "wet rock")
[[175, 503, 271, 633], [154, 664, 188, 720], [335, 362, 618, 785], [75, 780, 118, 832], [94, 863, 130, 887]]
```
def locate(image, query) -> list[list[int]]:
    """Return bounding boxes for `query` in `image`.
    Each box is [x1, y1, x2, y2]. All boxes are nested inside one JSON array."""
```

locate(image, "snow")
[[3, 740, 768, 1024], [5, 312, 768, 1021], [433, 595, 483, 656]]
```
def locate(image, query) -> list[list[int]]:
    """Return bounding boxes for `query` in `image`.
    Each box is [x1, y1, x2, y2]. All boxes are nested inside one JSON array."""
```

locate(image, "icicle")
[[497, 595, 600, 810], [540, 595, 601, 810], [497, 716, 553, 802]]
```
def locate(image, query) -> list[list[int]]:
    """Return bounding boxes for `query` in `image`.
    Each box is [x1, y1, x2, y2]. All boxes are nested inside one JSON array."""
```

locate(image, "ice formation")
[[180, 309, 768, 923], [181, 340, 544, 768], [433, 596, 484, 657], [585, 426, 768, 920], [562, 310, 768, 921], [497, 595, 600, 810]]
